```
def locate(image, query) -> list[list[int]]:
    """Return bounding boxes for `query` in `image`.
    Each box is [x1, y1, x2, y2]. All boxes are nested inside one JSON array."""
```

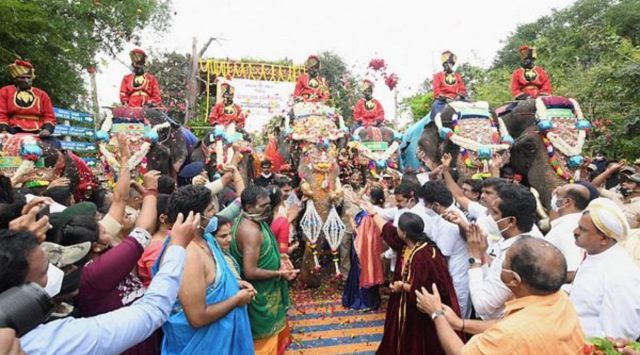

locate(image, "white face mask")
[[550, 195, 564, 212], [487, 215, 511, 237], [44, 263, 64, 297]]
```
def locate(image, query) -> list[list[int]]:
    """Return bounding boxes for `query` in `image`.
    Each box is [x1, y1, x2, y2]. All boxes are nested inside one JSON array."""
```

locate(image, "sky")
[[95, 0, 577, 128]]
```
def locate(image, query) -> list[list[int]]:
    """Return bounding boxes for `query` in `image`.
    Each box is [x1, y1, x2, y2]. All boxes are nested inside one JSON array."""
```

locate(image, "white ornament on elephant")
[[300, 200, 323, 269], [323, 205, 346, 276]]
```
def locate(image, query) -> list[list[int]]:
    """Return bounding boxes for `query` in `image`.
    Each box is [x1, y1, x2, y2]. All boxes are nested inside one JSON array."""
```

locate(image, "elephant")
[[0, 133, 97, 200], [189, 124, 257, 187], [276, 102, 346, 288], [98, 107, 193, 181], [401, 100, 512, 180], [499, 96, 590, 209], [349, 125, 402, 181]]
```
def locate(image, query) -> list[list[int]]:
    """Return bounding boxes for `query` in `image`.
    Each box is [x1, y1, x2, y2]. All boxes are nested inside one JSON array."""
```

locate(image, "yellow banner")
[[198, 59, 306, 83]]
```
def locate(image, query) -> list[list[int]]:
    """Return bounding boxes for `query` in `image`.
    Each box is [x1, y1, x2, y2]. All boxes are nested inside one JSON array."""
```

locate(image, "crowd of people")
[[1, 129, 640, 354], [0, 46, 639, 355]]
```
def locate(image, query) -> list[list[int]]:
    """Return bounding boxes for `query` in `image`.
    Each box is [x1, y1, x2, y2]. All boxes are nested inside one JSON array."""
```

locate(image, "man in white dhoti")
[[570, 197, 640, 340]]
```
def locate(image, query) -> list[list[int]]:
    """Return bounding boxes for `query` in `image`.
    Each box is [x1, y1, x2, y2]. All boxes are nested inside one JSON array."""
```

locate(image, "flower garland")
[[535, 97, 591, 182], [323, 206, 346, 277]]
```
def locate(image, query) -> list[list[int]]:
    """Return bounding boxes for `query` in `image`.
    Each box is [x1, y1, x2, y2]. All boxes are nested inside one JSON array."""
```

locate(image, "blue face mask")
[[204, 216, 219, 235]]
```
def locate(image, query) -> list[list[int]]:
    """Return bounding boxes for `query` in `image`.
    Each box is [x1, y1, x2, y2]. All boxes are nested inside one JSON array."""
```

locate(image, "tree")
[[145, 51, 189, 120], [318, 51, 359, 126], [0, 0, 171, 108]]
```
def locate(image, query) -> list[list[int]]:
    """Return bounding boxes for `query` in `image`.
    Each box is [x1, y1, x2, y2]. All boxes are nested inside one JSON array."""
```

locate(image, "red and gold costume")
[[293, 55, 329, 103], [119, 49, 162, 107], [432, 51, 467, 100], [353, 80, 385, 127], [511, 45, 552, 99], [433, 72, 466, 100], [0, 60, 56, 132], [208, 83, 246, 129]]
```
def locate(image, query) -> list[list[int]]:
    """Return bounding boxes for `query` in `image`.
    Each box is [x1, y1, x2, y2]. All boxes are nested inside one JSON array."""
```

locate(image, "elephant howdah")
[[401, 100, 513, 180]]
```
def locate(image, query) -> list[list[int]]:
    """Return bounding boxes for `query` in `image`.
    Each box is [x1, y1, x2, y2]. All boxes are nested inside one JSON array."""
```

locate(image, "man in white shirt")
[[421, 181, 472, 318], [466, 184, 538, 320], [545, 184, 590, 285], [570, 197, 640, 340]]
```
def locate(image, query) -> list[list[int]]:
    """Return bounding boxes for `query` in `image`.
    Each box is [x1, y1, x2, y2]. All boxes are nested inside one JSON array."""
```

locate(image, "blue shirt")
[[21, 245, 187, 355]]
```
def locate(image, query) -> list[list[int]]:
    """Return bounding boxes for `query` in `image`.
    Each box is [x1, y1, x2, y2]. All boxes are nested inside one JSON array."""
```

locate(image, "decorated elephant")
[[348, 125, 402, 181], [282, 101, 348, 288], [499, 96, 590, 208], [0, 133, 97, 200], [189, 123, 257, 186], [97, 107, 192, 184], [401, 101, 513, 179]]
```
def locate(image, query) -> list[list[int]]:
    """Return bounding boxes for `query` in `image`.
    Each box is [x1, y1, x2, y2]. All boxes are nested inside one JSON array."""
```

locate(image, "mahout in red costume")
[[293, 55, 330, 103], [353, 79, 385, 127], [119, 48, 162, 107], [511, 45, 552, 99], [208, 82, 246, 129]]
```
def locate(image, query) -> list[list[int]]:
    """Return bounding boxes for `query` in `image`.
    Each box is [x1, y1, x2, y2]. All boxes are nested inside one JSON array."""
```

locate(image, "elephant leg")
[[299, 245, 322, 289]]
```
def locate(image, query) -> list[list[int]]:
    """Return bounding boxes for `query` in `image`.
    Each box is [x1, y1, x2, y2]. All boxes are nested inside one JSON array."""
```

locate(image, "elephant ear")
[[419, 121, 441, 168], [509, 133, 539, 174]]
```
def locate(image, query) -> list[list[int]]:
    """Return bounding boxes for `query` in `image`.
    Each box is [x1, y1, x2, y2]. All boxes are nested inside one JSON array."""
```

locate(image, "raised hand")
[[466, 222, 488, 259], [169, 212, 201, 248], [441, 153, 453, 169], [10, 204, 51, 243], [143, 170, 161, 191], [47, 177, 70, 190]]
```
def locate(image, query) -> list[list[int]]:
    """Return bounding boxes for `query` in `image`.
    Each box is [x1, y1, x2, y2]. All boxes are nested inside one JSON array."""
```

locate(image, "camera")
[[0, 283, 53, 337]]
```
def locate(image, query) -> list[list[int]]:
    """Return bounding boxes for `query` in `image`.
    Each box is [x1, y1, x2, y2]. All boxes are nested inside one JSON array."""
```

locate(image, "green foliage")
[[145, 51, 189, 120], [473, 0, 640, 159], [0, 0, 171, 108], [401, 92, 433, 122], [318, 51, 359, 126]]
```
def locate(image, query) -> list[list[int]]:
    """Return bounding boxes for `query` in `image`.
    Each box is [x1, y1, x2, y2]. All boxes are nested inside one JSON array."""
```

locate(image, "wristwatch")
[[468, 257, 482, 266], [431, 309, 446, 320]]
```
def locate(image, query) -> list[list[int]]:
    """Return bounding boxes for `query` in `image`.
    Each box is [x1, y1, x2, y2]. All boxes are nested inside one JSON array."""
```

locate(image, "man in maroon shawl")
[[363, 203, 462, 355]]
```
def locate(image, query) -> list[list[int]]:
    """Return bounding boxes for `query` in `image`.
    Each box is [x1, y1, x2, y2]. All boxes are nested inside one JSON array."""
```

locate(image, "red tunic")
[[433, 72, 467, 100], [119, 73, 162, 107], [353, 98, 385, 127], [293, 74, 329, 103], [208, 102, 246, 129], [511, 66, 552, 98], [376, 223, 463, 355], [0, 85, 56, 132]]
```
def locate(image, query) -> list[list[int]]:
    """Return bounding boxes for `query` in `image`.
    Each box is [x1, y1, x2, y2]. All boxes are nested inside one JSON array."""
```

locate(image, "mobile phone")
[[36, 205, 50, 221]]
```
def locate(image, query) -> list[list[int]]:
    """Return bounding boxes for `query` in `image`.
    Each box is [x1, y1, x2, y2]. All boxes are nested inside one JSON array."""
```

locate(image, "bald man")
[[546, 184, 590, 284], [416, 236, 586, 354]]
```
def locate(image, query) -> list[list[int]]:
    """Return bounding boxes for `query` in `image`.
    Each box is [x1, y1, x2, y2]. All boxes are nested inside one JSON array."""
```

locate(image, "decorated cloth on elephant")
[[119, 49, 163, 107], [0, 60, 60, 148], [511, 45, 552, 99]]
